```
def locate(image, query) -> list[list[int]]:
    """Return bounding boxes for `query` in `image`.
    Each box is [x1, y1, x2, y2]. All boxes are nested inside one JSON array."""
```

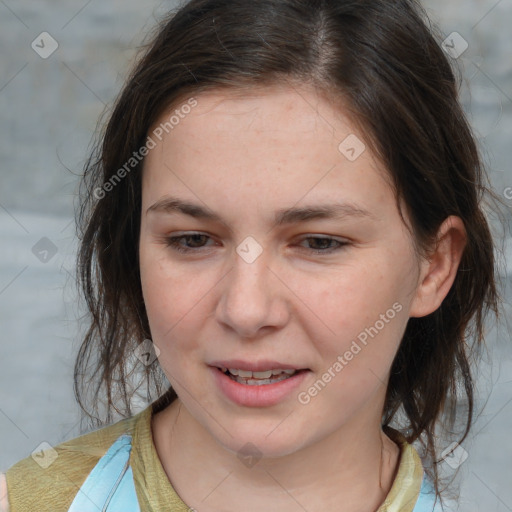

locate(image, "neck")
[[152, 399, 400, 512]]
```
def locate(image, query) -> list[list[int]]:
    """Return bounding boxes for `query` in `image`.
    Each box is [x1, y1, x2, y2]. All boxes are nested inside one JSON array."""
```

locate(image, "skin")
[[138, 83, 466, 512]]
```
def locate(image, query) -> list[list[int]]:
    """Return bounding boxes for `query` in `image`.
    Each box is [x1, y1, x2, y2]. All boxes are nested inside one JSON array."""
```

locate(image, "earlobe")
[[409, 216, 467, 318]]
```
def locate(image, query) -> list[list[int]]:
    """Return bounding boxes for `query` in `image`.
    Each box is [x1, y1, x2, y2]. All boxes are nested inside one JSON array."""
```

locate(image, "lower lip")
[[210, 367, 310, 407]]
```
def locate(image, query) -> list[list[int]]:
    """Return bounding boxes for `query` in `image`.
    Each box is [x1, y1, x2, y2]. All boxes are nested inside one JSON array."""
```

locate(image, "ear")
[[409, 216, 467, 318]]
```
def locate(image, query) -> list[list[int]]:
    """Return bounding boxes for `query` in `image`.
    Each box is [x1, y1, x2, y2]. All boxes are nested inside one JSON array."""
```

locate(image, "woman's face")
[[139, 84, 425, 456]]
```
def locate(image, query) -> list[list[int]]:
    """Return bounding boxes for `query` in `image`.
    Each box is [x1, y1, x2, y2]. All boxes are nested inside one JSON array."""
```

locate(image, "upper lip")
[[209, 359, 308, 372]]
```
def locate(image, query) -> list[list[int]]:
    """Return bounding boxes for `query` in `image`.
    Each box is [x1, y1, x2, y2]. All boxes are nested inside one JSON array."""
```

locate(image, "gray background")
[[0, 0, 511, 510]]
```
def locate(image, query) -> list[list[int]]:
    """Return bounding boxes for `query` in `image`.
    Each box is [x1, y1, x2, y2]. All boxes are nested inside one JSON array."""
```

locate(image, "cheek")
[[297, 274, 409, 414], [303, 264, 399, 331], [139, 262, 203, 381], [302, 260, 412, 372], [139, 246, 227, 373], [139, 246, 199, 341]]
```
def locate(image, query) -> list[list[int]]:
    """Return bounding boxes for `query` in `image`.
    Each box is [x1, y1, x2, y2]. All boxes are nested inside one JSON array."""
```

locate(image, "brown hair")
[[75, 0, 499, 501]]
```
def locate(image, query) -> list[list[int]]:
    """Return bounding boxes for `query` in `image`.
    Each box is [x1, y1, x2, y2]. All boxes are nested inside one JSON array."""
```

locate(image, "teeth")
[[225, 368, 298, 380], [232, 373, 292, 386], [253, 370, 273, 379]]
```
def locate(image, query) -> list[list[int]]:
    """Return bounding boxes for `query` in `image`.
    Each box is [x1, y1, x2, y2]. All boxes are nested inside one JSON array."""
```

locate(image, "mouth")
[[209, 362, 311, 407], [216, 367, 307, 386]]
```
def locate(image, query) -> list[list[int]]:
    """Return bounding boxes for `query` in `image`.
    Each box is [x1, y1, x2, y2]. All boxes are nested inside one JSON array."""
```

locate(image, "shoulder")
[[0, 473, 9, 512], [3, 408, 148, 512], [414, 475, 444, 511], [383, 428, 458, 512], [415, 475, 460, 512]]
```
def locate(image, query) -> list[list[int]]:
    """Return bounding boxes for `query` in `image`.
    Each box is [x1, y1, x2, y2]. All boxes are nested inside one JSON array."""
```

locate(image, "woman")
[[2, 0, 499, 510]]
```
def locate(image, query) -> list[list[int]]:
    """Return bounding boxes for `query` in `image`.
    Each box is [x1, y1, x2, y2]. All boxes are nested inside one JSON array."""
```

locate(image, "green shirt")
[[3, 402, 425, 511]]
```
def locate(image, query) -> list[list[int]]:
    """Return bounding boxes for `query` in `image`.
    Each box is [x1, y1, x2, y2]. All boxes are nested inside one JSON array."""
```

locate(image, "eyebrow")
[[146, 196, 376, 227]]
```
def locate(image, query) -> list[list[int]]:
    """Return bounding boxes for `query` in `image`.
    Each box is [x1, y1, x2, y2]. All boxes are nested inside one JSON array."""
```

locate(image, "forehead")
[[141, 84, 393, 220], [151, 83, 356, 142]]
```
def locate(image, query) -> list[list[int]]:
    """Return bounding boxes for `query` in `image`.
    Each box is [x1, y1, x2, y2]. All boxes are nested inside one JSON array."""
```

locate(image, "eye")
[[163, 233, 349, 255], [296, 236, 349, 254], [164, 233, 214, 253]]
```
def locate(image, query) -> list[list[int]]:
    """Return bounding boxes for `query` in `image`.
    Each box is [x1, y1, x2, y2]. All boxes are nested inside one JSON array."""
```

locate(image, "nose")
[[215, 246, 290, 339]]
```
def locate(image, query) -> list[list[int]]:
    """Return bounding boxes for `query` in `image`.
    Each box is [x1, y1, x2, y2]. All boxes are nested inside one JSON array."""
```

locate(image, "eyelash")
[[164, 233, 349, 255]]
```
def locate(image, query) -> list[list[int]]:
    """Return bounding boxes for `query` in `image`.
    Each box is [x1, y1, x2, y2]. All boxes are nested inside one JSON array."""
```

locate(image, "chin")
[[204, 414, 313, 460]]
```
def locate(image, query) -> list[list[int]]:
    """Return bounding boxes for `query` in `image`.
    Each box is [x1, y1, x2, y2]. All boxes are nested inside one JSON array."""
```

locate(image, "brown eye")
[[165, 233, 213, 253], [297, 236, 348, 254]]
